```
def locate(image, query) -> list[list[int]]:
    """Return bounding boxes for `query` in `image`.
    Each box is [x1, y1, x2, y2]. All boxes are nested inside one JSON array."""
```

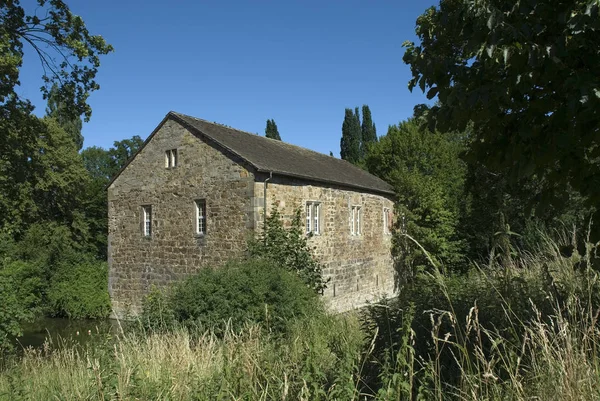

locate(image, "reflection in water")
[[16, 317, 124, 350]]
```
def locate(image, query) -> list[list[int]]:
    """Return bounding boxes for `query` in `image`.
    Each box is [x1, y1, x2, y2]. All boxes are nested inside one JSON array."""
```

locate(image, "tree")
[[80, 136, 144, 259], [366, 120, 467, 273], [360, 105, 377, 159], [1, 0, 113, 120], [265, 119, 281, 140], [403, 0, 600, 223], [340, 108, 361, 164], [46, 84, 83, 150], [0, 113, 89, 237]]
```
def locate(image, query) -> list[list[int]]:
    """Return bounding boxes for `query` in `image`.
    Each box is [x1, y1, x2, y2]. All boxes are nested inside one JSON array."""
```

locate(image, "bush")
[[46, 257, 111, 319], [249, 207, 328, 294], [141, 259, 323, 335]]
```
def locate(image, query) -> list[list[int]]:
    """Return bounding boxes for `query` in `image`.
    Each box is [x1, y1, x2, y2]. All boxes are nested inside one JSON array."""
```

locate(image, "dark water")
[[15, 317, 123, 350]]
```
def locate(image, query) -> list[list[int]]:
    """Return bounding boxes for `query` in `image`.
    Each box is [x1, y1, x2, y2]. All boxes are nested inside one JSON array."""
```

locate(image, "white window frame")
[[351, 205, 362, 236], [165, 149, 178, 168], [142, 205, 152, 237], [195, 199, 206, 235], [306, 201, 321, 235], [384, 207, 391, 235]]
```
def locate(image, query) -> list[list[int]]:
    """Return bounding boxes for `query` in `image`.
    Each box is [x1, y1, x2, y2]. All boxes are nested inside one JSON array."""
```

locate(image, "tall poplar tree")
[[360, 105, 377, 159], [340, 108, 361, 164], [265, 119, 282, 141]]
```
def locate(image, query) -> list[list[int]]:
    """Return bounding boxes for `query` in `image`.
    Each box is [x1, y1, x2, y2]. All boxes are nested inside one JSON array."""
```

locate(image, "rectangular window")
[[384, 207, 392, 234], [165, 149, 178, 168], [351, 206, 361, 236], [195, 199, 206, 235], [142, 205, 152, 237], [306, 202, 320, 234]]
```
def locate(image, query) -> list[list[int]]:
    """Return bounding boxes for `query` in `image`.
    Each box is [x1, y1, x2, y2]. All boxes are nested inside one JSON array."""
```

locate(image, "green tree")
[[340, 108, 361, 164], [403, 0, 600, 224], [249, 207, 328, 294], [366, 120, 467, 273], [46, 84, 83, 150], [80, 136, 144, 259], [360, 105, 377, 159], [0, 115, 89, 237], [0, 0, 113, 120], [265, 119, 282, 141]]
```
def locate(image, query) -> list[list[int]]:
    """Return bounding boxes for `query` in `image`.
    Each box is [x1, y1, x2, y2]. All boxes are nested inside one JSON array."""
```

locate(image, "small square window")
[[351, 206, 361, 236], [165, 149, 178, 168], [195, 199, 206, 235], [305, 202, 321, 235], [142, 205, 152, 237]]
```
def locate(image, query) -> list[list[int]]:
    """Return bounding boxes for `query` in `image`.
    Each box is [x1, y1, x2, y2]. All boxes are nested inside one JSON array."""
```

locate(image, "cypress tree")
[[340, 108, 361, 164], [360, 105, 377, 159], [265, 119, 282, 141]]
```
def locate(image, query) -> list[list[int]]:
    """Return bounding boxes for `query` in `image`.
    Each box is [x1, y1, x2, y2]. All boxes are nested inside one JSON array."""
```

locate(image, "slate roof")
[[170, 112, 394, 195], [109, 111, 394, 196]]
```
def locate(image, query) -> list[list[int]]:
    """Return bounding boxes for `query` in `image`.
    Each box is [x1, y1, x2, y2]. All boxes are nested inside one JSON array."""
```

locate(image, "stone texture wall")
[[108, 119, 255, 317], [108, 117, 396, 317], [254, 174, 396, 312]]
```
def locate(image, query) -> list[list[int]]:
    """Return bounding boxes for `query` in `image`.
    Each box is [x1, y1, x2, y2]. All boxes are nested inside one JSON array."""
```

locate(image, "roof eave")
[[255, 168, 395, 196]]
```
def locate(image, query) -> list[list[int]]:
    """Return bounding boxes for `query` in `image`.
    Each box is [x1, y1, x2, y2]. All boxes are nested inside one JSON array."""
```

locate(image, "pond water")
[[15, 317, 124, 350]]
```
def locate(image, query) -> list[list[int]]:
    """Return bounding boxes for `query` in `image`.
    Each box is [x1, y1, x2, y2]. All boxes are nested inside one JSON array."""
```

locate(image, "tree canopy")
[[265, 119, 281, 140], [360, 105, 377, 159], [1, 0, 113, 120], [340, 108, 361, 164], [403, 0, 600, 212], [366, 120, 467, 273]]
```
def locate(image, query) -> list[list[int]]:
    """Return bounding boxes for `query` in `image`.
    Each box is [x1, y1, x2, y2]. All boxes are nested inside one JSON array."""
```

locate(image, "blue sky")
[[17, 0, 436, 156]]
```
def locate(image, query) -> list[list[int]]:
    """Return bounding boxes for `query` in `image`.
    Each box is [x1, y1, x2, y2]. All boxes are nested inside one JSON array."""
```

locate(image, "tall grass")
[[2, 232, 600, 400]]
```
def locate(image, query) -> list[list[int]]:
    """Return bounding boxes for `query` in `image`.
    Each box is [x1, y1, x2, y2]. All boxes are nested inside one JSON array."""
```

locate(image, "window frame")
[[383, 207, 392, 235], [195, 199, 207, 236], [305, 201, 321, 235], [142, 205, 152, 237], [165, 149, 178, 168], [351, 205, 362, 236]]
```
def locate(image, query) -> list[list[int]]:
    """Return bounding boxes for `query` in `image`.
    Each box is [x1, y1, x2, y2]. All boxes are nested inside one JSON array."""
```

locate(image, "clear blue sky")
[[18, 0, 436, 156]]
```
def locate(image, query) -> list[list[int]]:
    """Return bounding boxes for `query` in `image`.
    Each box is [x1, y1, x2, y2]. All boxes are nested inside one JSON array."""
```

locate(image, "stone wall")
[[108, 119, 255, 317], [108, 117, 396, 317], [254, 174, 396, 312]]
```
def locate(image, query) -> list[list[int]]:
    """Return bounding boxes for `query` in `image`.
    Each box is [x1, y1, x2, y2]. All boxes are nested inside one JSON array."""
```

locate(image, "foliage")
[[80, 136, 144, 258], [366, 119, 467, 273], [46, 258, 110, 319], [141, 259, 322, 335], [249, 206, 328, 294], [0, 114, 90, 237], [360, 104, 377, 159], [46, 84, 83, 150], [0, 0, 113, 120], [0, 276, 30, 352], [340, 107, 362, 164], [264, 118, 281, 140], [403, 0, 600, 232], [361, 231, 600, 399], [0, 313, 366, 400], [4, 234, 600, 400], [0, 222, 110, 325]]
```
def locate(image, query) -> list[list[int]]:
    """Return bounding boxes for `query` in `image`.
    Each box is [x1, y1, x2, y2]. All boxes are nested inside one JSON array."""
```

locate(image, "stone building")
[[108, 111, 396, 317]]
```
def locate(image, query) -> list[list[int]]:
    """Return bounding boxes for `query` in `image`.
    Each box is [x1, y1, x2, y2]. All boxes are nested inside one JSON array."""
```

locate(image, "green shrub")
[[249, 207, 328, 294], [139, 286, 176, 331], [46, 257, 111, 319], [0, 260, 44, 351], [141, 259, 323, 335]]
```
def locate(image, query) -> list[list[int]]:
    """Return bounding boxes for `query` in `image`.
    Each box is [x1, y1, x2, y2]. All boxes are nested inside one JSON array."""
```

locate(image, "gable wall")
[[254, 176, 396, 312], [108, 119, 255, 317]]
